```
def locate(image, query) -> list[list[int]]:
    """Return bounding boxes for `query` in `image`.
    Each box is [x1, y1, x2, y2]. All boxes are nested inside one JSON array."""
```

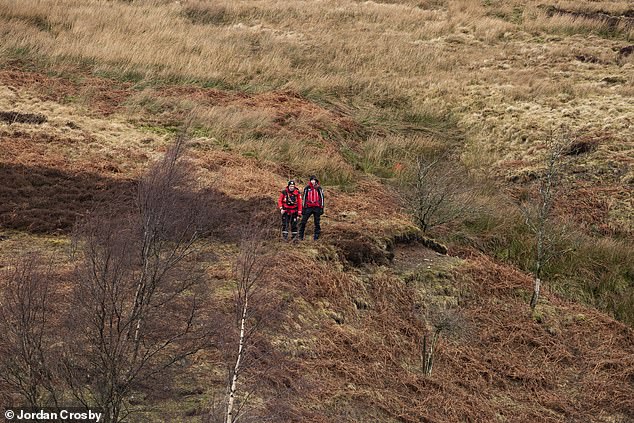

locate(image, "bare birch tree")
[[225, 231, 270, 423], [0, 254, 60, 407], [517, 131, 571, 310], [65, 135, 212, 422]]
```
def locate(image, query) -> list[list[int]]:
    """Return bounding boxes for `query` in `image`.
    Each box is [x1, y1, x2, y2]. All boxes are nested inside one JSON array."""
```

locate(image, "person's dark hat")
[[309, 175, 317, 181], [287, 180, 295, 187]]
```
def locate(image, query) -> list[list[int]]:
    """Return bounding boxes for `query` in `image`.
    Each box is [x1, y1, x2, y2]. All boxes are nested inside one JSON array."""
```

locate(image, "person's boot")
[[282, 231, 289, 241]]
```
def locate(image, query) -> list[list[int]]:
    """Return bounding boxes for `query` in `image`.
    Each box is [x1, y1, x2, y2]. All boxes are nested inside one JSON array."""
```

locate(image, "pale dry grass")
[[0, 0, 627, 94], [235, 137, 356, 184], [0, 0, 630, 136], [1, 0, 631, 229], [0, 84, 173, 176]]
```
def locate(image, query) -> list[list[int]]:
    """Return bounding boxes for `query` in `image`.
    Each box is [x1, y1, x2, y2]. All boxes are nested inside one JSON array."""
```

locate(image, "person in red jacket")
[[299, 175, 324, 241], [278, 180, 302, 241]]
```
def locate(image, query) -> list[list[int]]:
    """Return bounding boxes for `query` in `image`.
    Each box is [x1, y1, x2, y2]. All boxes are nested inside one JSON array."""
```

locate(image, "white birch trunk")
[[226, 296, 248, 423], [530, 277, 541, 310]]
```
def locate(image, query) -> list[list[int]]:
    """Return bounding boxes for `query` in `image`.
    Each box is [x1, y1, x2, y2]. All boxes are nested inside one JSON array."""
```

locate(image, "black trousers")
[[299, 207, 322, 240], [281, 211, 299, 240]]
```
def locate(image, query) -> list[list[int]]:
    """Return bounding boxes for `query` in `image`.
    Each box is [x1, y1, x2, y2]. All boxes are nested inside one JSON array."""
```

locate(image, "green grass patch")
[[137, 123, 181, 136], [0, 45, 47, 70], [94, 68, 145, 84], [447, 202, 634, 326]]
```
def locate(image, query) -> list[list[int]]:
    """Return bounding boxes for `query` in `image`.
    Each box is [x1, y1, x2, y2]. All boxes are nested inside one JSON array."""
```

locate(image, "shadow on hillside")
[[0, 163, 136, 233], [0, 163, 275, 240]]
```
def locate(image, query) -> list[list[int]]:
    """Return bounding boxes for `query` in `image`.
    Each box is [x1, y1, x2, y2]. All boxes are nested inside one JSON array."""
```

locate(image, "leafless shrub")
[[515, 129, 572, 309], [64, 135, 213, 423], [421, 307, 466, 377], [0, 254, 60, 407], [401, 153, 480, 233]]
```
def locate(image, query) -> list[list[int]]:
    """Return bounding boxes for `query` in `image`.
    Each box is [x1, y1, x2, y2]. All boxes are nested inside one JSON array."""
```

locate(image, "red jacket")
[[302, 182, 324, 209], [278, 187, 302, 213]]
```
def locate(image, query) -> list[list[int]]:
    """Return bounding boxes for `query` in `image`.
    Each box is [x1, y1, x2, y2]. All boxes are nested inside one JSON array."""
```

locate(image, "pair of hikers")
[[277, 175, 324, 241]]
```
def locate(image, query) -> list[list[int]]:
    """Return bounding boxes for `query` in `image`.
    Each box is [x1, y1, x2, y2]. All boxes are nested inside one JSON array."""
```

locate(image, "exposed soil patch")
[[0, 111, 46, 124], [329, 230, 450, 268], [392, 240, 455, 274], [574, 54, 601, 64], [331, 231, 393, 267], [563, 137, 599, 156], [542, 6, 634, 28], [393, 231, 448, 255], [618, 45, 634, 58]]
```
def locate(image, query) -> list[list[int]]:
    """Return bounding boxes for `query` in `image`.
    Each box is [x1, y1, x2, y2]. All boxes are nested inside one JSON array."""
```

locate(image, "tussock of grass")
[[356, 134, 440, 178]]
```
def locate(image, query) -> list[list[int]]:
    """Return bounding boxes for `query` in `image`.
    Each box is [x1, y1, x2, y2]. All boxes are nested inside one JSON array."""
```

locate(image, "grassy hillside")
[[0, 0, 633, 421]]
